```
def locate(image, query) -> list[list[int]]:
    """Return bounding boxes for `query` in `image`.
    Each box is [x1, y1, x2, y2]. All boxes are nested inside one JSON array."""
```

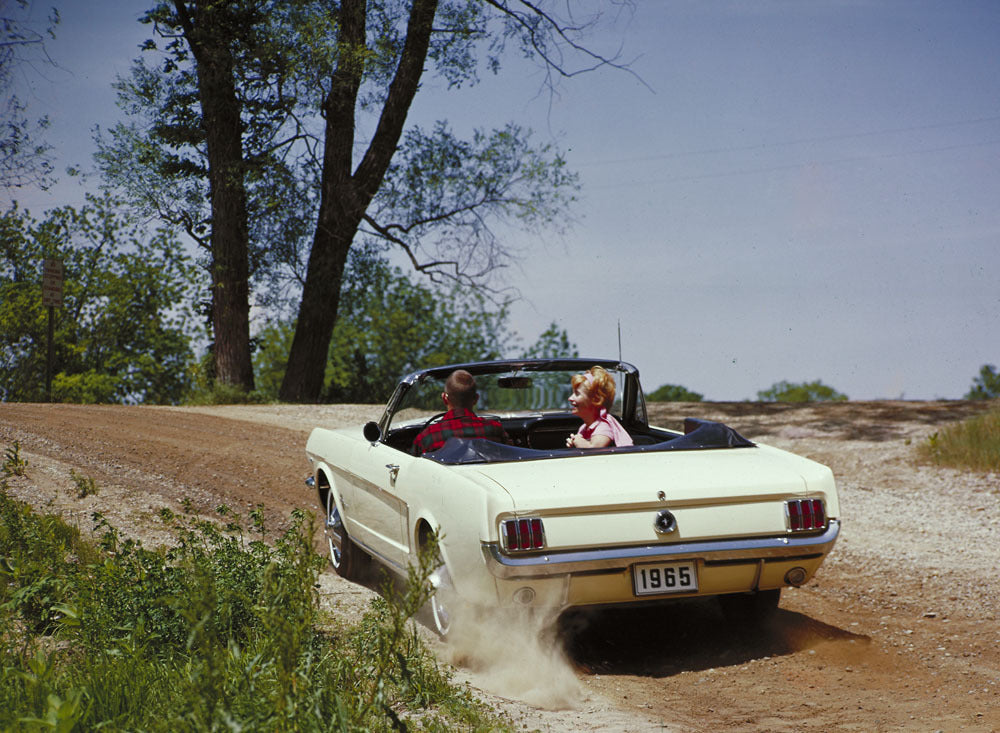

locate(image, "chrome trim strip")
[[481, 520, 840, 579]]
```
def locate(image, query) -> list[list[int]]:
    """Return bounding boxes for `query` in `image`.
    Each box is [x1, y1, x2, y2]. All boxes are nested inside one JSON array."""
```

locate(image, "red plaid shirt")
[[412, 408, 509, 454]]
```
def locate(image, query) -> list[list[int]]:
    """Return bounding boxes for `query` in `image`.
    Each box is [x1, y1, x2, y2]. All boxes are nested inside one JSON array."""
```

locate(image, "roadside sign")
[[42, 258, 63, 307]]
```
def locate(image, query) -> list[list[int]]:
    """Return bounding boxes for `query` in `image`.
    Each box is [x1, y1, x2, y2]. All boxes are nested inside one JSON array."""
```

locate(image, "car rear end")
[[472, 444, 840, 612]]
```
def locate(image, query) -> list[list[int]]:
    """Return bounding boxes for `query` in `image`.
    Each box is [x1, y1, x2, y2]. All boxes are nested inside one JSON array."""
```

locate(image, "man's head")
[[443, 369, 478, 409]]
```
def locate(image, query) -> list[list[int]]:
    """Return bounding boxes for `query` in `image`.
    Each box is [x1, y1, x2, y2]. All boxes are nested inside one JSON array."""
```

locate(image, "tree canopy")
[[965, 364, 1000, 400], [98, 0, 620, 400], [253, 246, 579, 403], [0, 196, 199, 403], [757, 380, 847, 403], [646, 384, 704, 402]]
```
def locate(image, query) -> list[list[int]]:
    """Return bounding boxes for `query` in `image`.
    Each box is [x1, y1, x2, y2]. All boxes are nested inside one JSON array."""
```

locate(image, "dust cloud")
[[442, 604, 583, 710]]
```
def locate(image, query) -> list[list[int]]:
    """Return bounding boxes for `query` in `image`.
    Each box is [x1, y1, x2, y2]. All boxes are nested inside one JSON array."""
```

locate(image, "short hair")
[[445, 369, 478, 409], [571, 366, 616, 409]]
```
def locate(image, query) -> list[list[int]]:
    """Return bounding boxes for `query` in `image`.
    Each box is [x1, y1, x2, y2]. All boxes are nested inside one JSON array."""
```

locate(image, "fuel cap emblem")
[[653, 509, 677, 534]]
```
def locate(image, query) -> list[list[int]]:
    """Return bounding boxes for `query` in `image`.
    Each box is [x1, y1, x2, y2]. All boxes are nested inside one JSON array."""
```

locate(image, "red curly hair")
[[570, 366, 616, 410]]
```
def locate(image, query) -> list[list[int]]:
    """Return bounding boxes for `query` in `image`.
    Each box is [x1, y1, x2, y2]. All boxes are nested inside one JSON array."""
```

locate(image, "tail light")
[[786, 498, 826, 531], [501, 517, 545, 551]]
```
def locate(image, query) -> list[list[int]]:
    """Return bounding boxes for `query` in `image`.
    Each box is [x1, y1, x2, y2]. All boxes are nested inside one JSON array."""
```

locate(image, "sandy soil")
[[2, 400, 999, 732]]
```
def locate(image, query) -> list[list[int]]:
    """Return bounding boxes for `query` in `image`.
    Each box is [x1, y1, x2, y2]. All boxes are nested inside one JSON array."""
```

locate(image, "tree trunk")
[[179, 0, 254, 392], [278, 214, 357, 402], [279, 0, 437, 402]]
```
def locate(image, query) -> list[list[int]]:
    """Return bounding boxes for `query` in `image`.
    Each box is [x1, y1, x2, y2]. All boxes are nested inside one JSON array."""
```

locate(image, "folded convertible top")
[[424, 418, 755, 465]]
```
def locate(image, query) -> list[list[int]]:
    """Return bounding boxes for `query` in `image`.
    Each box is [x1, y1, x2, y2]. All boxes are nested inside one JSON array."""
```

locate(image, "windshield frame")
[[378, 358, 646, 435]]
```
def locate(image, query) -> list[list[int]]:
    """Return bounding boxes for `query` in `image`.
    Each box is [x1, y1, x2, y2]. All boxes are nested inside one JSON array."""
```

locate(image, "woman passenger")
[[566, 366, 634, 448]]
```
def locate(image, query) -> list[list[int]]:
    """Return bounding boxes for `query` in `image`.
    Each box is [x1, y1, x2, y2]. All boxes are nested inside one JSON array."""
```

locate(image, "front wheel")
[[325, 491, 364, 580]]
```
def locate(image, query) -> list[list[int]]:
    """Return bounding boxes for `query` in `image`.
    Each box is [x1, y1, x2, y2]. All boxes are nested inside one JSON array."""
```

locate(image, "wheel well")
[[316, 469, 331, 512], [416, 520, 436, 553]]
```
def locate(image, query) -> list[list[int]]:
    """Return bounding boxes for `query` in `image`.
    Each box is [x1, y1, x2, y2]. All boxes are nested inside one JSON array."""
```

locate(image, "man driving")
[[412, 369, 509, 454]]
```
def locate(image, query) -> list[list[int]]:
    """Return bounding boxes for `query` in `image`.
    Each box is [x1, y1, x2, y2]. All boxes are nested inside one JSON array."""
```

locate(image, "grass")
[[2, 440, 28, 477], [69, 470, 99, 498], [918, 406, 1000, 473], [0, 483, 511, 731]]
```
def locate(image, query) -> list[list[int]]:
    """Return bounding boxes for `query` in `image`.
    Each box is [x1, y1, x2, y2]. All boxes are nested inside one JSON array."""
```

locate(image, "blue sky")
[[9, 1, 1000, 400]]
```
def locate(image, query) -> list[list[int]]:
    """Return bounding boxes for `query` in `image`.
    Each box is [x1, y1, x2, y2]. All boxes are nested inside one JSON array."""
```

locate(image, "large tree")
[[99, 0, 623, 401]]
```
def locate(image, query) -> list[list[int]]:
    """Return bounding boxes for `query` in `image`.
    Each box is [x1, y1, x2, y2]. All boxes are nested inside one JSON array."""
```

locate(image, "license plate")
[[632, 561, 698, 596]]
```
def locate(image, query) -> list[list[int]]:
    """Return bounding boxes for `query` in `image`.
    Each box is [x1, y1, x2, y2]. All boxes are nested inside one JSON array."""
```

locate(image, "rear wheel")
[[718, 588, 781, 627], [422, 531, 458, 639], [325, 491, 363, 580]]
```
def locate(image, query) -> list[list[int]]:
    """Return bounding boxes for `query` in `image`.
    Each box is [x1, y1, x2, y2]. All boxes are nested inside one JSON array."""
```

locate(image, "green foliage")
[[0, 197, 200, 403], [3, 441, 28, 477], [918, 409, 1000, 473], [373, 121, 580, 281], [255, 251, 513, 404], [521, 321, 579, 359], [183, 354, 270, 405], [68, 470, 98, 499], [965, 364, 1000, 400], [0, 481, 93, 632], [0, 491, 509, 730], [253, 254, 589, 404], [646, 384, 704, 402], [757, 379, 848, 403]]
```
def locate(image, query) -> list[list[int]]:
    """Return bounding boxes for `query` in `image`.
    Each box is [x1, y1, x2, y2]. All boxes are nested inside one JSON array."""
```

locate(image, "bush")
[[757, 380, 847, 403], [0, 490, 509, 731], [965, 364, 1000, 400], [646, 383, 703, 402], [2, 442, 28, 477], [69, 470, 98, 498], [918, 409, 1000, 473]]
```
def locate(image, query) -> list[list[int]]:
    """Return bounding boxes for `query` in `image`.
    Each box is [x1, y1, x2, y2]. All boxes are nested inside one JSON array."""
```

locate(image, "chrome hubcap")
[[326, 497, 343, 568]]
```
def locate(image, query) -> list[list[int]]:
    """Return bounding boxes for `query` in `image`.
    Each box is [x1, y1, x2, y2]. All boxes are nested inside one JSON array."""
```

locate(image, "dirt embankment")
[[2, 401, 998, 732]]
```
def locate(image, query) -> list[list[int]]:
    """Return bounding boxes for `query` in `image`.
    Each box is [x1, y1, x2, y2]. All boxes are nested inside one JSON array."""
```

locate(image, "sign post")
[[41, 259, 63, 402]]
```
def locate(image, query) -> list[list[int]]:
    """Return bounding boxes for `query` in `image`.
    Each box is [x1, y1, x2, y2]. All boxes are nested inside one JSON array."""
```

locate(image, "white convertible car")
[[305, 359, 840, 636]]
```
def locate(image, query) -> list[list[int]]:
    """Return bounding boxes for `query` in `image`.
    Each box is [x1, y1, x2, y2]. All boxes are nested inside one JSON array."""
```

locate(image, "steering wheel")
[[419, 411, 448, 433], [412, 412, 448, 456]]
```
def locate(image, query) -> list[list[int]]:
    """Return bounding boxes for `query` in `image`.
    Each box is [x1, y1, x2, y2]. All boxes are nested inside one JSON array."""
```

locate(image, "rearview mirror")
[[497, 376, 533, 389]]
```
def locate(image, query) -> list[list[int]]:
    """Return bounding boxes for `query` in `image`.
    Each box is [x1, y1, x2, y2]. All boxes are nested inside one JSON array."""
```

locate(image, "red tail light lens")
[[786, 499, 826, 531], [501, 517, 545, 551]]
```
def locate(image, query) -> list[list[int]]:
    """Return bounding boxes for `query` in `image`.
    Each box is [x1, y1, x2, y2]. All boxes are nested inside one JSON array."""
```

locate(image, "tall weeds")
[[918, 407, 1000, 473], [0, 484, 508, 731]]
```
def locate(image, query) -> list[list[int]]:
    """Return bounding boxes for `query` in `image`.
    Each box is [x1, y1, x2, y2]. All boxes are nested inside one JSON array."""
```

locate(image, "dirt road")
[[2, 401, 998, 732]]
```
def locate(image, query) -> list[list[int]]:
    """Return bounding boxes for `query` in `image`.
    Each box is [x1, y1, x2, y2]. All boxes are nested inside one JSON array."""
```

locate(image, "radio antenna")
[[617, 319, 622, 363]]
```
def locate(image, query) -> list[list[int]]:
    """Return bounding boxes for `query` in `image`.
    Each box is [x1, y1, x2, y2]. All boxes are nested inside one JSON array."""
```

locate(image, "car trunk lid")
[[472, 447, 825, 548]]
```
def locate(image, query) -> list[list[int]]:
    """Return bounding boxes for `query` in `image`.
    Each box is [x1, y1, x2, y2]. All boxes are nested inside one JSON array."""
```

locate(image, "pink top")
[[579, 408, 633, 447]]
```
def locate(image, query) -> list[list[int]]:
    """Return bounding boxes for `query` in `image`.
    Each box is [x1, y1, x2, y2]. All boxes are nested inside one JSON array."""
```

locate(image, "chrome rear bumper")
[[482, 520, 840, 579]]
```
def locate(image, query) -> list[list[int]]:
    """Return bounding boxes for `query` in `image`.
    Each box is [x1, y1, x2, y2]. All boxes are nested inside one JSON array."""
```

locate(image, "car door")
[[340, 440, 413, 571]]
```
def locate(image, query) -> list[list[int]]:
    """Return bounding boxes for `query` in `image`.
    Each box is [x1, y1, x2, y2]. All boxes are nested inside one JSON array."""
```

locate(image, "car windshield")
[[389, 367, 627, 429]]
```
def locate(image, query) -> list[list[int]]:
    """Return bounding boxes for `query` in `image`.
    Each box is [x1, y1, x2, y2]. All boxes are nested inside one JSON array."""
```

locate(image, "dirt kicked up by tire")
[[2, 401, 998, 732]]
